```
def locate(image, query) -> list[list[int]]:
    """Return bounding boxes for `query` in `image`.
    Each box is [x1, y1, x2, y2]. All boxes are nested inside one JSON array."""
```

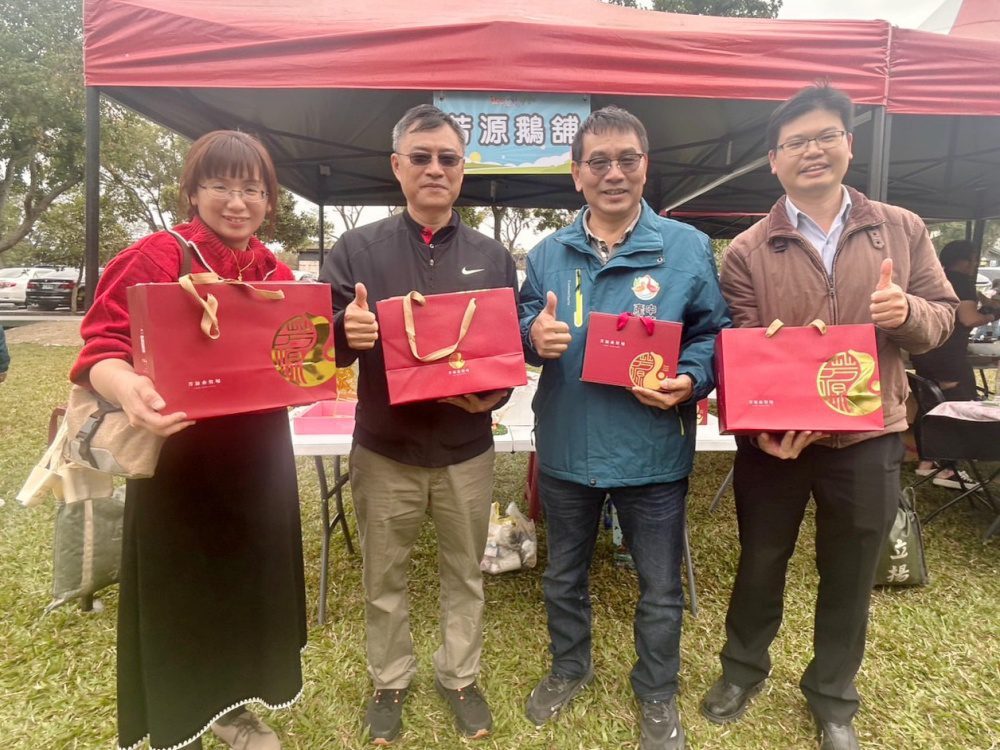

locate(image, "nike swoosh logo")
[[461, 267, 484, 275]]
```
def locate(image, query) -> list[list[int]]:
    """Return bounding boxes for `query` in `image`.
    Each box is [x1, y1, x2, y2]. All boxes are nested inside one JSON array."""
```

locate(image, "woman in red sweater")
[[72, 131, 305, 750]]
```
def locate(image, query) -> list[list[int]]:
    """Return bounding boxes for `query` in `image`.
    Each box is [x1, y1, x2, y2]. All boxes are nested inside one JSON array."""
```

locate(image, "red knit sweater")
[[71, 217, 293, 385]]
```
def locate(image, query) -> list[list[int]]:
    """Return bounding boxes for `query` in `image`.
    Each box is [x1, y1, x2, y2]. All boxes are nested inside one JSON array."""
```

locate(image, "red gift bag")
[[581, 312, 682, 389], [128, 275, 337, 419], [697, 398, 709, 425], [376, 288, 526, 405], [716, 320, 884, 435]]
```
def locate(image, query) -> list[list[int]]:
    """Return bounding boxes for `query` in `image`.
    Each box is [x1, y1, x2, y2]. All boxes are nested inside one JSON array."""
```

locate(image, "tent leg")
[[318, 203, 325, 270], [85, 87, 101, 311], [972, 219, 986, 256], [867, 107, 891, 202]]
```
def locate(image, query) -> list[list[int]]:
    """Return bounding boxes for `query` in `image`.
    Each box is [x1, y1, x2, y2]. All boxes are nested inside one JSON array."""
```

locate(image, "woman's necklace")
[[230, 248, 255, 281]]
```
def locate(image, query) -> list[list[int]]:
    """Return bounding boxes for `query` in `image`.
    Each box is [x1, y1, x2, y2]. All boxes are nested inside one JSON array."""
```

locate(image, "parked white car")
[[0, 267, 55, 307]]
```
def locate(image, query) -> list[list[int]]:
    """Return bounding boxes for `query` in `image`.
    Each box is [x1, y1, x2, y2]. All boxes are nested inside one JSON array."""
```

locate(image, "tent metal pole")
[[966, 220, 973, 241], [318, 203, 325, 270], [659, 156, 767, 213], [490, 181, 503, 243], [972, 219, 986, 256], [867, 107, 891, 202], [85, 87, 101, 310]]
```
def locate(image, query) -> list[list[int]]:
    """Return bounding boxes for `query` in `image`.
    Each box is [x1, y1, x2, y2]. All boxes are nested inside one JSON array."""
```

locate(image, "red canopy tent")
[[82, 0, 898, 212], [84, 0, 891, 101], [80, 0, 1000, 287], [918, 0, 1000, 39]]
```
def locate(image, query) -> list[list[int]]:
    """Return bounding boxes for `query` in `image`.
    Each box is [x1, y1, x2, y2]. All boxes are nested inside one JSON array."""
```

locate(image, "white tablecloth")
[[290, 373, 735, 456]]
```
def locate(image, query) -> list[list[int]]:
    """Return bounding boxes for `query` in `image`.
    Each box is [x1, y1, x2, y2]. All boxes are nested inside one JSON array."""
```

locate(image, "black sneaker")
[[434, 678, 492, 738], [639, 696, 685, 750], [524, 668, 595, 726], [364, 687, 408, 745]]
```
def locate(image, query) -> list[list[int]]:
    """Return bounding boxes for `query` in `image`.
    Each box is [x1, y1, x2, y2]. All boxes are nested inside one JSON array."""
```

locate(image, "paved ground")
[[5, 320, 82, 347]]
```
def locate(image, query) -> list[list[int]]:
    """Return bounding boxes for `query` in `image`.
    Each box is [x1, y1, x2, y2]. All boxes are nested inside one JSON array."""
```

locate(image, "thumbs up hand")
[[530, 291, 572, 359], [345, 282, 379, 350], [869, 258, 909, 329]]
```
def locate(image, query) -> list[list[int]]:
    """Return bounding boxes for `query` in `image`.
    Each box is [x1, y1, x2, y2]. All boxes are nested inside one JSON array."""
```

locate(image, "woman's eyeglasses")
[[198, 184, 268, 203], [396, 152, 464, 169], [577, 153, 645, 175]]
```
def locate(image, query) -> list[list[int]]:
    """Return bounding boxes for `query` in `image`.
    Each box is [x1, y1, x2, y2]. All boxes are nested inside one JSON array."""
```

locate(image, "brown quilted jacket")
[[720, 187, 958, 448]]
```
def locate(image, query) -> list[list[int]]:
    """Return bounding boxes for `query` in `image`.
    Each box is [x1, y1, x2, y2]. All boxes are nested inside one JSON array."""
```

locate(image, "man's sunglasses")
[[396, 152, 464, 168]]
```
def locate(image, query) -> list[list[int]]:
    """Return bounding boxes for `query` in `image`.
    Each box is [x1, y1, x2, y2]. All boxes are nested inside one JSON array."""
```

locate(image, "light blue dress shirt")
[[784, 186, 853, 277]]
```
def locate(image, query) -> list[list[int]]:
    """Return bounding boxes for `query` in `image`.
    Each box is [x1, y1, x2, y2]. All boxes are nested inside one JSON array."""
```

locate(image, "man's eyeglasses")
[[198, 184, 268, 203], [576, 153, 646, 176], [396, 152, 464, 169], [776, 131, 848, 156]]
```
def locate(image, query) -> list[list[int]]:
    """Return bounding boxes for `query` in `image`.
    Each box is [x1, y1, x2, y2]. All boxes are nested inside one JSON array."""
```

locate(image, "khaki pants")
[[349, 443, 495, 690]]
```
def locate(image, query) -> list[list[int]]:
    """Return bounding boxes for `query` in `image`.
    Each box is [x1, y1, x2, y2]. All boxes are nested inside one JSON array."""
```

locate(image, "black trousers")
[[719, 433, 903, 723]]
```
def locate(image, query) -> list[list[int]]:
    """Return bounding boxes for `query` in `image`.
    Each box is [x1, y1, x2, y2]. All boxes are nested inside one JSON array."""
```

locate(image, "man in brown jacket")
[[700, 83, 957, 750]]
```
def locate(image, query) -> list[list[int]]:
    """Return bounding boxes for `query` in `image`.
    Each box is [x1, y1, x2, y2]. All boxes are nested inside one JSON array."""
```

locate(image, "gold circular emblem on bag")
[[271, 313, 337, 387], [628, 351, 669, 389], [816, 349, 881, 416], [449, 351, 466, 369]]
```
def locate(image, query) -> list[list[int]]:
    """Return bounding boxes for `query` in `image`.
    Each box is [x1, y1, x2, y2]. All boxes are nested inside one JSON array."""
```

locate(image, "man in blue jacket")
[[518, 106, 730, 750]]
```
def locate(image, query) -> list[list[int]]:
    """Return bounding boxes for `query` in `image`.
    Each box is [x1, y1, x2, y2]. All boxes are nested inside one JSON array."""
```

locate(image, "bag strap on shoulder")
[[166, 228, 197, 278]]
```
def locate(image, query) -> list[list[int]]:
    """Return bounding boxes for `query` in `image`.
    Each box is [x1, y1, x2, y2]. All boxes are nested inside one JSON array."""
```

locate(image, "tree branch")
[[103, 164, 158, 232], [0, 174, 82, 255]]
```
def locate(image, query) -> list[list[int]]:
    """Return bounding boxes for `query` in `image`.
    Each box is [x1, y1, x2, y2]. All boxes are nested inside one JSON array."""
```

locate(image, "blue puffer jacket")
[[519, 201, 731, 487]]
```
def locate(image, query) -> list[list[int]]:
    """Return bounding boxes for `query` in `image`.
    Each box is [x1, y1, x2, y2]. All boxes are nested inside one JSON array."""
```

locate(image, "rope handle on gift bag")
[[402, 291, 477, 362], [764, 319, 828, 337], [177, 273, 285, 340]]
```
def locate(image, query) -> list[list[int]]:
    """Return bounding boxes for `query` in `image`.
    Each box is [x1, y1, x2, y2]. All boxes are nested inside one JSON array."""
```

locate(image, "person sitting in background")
[[911, 239, 999, 487]]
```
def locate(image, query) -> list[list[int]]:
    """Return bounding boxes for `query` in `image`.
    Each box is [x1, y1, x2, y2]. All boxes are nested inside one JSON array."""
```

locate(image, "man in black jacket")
[[320, 104, 517, 745]]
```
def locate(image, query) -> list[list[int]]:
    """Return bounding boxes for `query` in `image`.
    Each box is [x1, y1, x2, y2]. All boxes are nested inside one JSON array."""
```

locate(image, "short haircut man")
[[518, 106, 730, 750], [701, 83, 957, 750], [570, 105, 650, 162], [320, 104, 518, 745]]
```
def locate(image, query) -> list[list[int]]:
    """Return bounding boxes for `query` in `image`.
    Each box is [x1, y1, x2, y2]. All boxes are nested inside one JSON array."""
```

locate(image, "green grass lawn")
[[1, 342, 998, 749]]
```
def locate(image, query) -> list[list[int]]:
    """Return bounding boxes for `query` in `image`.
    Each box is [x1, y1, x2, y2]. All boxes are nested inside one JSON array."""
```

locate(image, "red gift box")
[[293, 399, 356, 435], [716, 321, 884, 435], [581, 312, 682, 389], [376, 288, 526, 405], [128, 277, 337, 419]]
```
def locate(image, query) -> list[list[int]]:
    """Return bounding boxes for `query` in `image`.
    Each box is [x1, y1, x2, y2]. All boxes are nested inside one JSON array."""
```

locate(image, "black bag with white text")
[[874, 487, 928, 587]]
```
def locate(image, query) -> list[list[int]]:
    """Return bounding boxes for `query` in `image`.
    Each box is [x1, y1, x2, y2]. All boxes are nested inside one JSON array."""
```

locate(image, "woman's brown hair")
[[178, 130, 279, 229]]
